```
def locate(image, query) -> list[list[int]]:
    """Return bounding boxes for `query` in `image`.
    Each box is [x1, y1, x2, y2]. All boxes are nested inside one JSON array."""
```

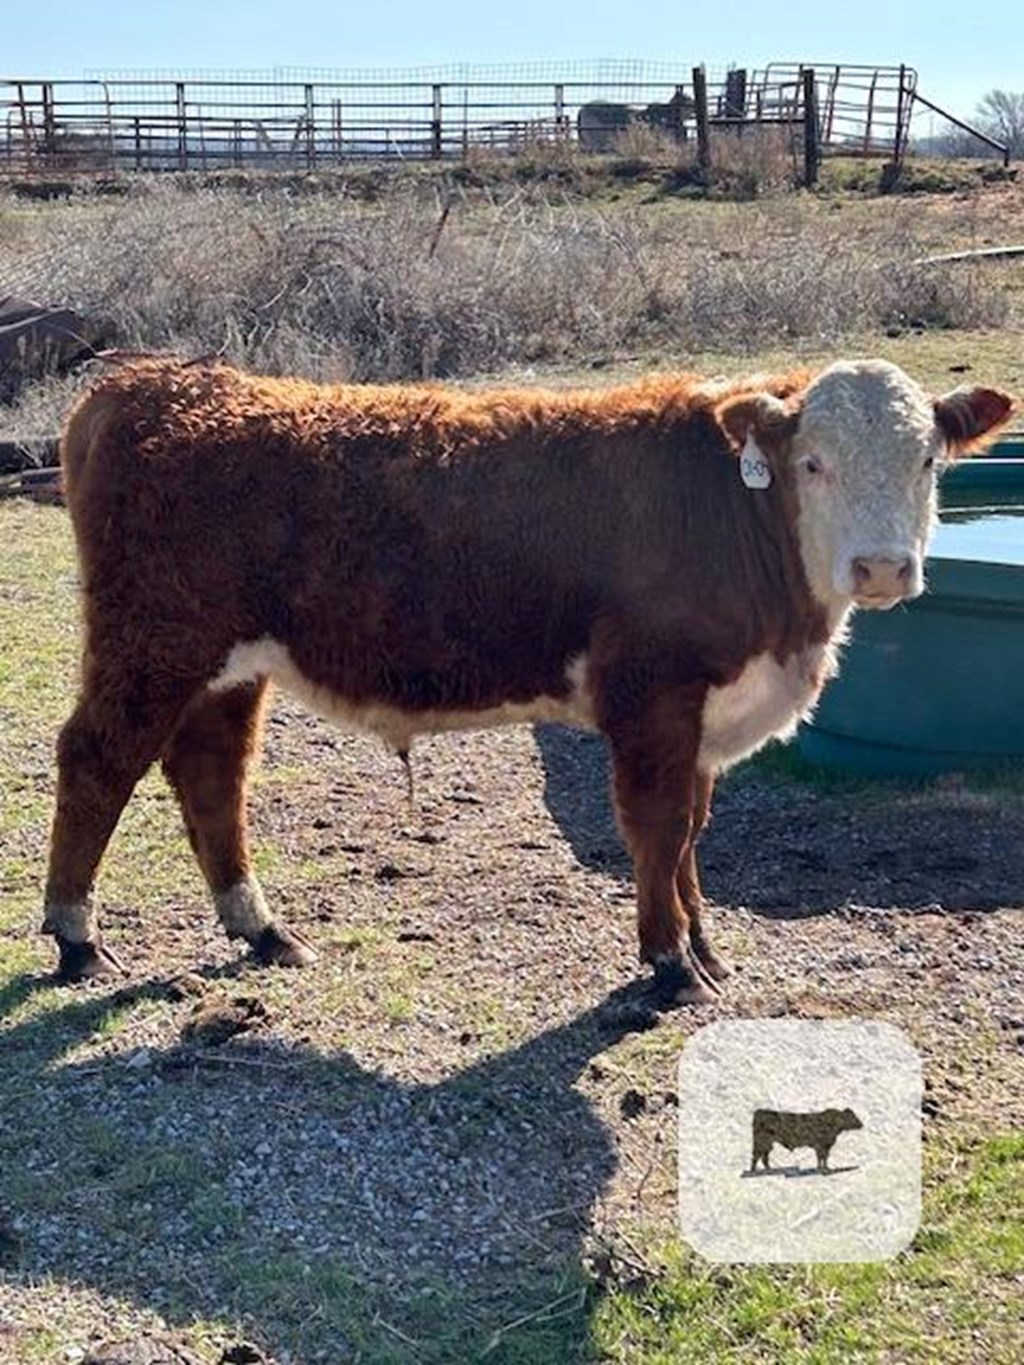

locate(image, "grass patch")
[[821, 155, 1019, 195], [591, 1131, 1024, 1363]]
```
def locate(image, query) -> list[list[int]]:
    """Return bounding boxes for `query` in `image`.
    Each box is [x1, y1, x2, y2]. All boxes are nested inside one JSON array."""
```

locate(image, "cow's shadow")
[[0, 968, 656, 1363], [741, 1164, 859, 1179], [535, 723, 1021, 915], [534, 724, 630, 880]]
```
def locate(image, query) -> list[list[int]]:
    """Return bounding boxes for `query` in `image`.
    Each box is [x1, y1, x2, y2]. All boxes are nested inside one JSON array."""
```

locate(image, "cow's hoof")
[[650, 953, 720, 1008], [693, 941, 733, 981], [56, 936, 126, 983], [251, 924, 318, 968]]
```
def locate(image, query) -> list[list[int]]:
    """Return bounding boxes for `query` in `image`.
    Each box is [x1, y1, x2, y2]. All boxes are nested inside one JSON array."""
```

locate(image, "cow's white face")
[[791, 361, 944, 610], [719, 360, 1013, 613]]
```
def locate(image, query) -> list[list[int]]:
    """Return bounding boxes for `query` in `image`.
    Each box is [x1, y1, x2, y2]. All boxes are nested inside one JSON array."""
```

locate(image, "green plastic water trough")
[[799, 437, 1024, 775]]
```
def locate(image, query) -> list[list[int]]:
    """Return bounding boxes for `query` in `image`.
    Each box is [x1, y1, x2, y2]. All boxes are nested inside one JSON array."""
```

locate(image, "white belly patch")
[[209, 636, 596, 750], [698, 642, 840, 772]]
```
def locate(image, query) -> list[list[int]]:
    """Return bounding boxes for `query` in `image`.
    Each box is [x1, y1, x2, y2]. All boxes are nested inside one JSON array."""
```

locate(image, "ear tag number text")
[[740, 434, 772, 490]]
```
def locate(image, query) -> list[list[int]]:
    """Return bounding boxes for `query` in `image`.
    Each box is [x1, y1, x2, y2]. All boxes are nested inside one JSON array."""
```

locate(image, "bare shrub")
[[609, 122, 686, 165], [0, 180, 1012, 404], [0, 185, 663, 381], [880, 257, 1012, 331], [709, 127, 798, 195], [0, 371, 88, 442], [458, 133, 583, 186], [658, 204, 1011, 348]]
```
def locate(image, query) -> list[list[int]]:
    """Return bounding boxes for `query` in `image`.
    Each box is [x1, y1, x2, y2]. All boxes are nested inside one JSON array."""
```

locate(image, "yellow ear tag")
[[740, 433, 772, 489]]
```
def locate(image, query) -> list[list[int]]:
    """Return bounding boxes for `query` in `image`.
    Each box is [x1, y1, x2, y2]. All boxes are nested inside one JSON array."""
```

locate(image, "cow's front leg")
[[608, 703, 719, 1006], [676, 769, 732, 982]]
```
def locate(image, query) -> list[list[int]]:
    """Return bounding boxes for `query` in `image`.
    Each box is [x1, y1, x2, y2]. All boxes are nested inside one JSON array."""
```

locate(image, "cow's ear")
[[934, 386, 1015, 457], [715, 392, 799, 455]]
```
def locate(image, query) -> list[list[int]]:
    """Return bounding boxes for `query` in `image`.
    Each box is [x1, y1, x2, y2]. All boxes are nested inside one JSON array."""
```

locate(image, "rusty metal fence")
[[1, 63, 920, 177], [761, 64, 916, 158]]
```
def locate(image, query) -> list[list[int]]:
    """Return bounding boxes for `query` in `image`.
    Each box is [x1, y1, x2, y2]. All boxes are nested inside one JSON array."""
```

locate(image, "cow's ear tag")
[[740, 434, 772, 489]]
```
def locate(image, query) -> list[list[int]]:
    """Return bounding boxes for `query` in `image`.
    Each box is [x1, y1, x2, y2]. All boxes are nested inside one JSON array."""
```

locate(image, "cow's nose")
[[852, 556, 913, 599]]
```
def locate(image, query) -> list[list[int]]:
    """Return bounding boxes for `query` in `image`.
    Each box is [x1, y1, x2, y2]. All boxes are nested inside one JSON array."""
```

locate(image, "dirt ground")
[[2, 682, 1021, 1361]]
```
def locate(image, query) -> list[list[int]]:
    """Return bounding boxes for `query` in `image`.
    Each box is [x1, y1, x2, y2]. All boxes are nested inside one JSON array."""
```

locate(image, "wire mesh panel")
[[0, 62, 919, 175]]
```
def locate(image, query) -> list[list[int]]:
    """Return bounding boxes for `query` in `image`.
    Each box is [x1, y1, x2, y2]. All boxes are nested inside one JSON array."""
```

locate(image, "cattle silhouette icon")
[[678, 1019, 921, 1262], [750, 1106, 863, 1174]]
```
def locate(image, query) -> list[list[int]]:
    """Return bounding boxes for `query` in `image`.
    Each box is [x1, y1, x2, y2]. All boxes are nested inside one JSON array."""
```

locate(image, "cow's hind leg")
[[676, 770, 732, 982], [607, 696, 719, 1006], [45, 670, 199, 981], [161, 681, 316, 968]]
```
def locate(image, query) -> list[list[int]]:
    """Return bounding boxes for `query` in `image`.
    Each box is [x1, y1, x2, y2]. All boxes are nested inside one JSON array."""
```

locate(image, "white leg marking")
[[215, 876, 272, 941], [42, 899, 99, 943]]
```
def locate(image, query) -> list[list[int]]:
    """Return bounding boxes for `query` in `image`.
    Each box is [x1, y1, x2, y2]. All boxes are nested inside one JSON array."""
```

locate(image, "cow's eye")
[[922, 455, 936, 472], [801, 455, 823, 476]]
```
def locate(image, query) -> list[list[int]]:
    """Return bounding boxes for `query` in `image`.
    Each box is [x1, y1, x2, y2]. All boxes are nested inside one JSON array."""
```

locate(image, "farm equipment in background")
[[0, 462, 63, 504], [0, 296, 112, 404], [0, 297, 109, 501]]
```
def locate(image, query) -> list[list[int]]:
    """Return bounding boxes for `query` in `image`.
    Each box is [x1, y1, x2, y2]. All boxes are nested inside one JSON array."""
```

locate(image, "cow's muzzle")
[[849, 554, 921, 608]]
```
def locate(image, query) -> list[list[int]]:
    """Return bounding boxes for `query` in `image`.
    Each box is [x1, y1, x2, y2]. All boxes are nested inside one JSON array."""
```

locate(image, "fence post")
[[41, 82, 57, 161], [332, 100, 343, 160], [15, 82, 30, 169], [673, 84, 686, 142], [554, 83, 565, 139], [894, 63, 908, 165], [802, 67, 819, 187], [864, 70, 878, 154], [431, 84, 443, 159], [304, 84, 316, 168], [724, 69, 746, 129], [133, 116, 143, 171], [692, 65, 711, 173], [176, 82, 188, 170]]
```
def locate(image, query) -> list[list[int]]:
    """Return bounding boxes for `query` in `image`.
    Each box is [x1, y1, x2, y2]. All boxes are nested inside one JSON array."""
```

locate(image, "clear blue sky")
[[3, 1, 1020, 120]]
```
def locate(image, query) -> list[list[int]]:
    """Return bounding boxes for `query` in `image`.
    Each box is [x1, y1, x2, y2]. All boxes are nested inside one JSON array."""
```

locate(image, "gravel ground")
[[1, 701, 1022, 1362]]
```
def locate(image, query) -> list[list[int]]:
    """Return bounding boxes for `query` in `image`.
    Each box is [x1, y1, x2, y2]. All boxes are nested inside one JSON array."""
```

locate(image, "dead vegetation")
[[0, 178, 1016, 411]]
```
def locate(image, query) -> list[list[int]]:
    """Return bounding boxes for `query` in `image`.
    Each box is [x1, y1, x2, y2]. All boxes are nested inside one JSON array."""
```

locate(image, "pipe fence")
[[1, 63, 926, 179]]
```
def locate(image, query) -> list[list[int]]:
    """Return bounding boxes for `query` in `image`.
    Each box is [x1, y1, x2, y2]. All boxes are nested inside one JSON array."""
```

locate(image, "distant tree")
[[975, 89, 1024, 158], [912, 127, 979, 159]]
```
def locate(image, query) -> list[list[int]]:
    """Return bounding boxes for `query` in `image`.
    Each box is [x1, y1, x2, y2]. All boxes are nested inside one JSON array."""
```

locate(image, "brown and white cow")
[[44, 358, 1013, 1001]]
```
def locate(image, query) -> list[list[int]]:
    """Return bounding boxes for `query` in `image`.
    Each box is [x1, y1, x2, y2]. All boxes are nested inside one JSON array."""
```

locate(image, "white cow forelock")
[[788, 361, 943, 605]]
